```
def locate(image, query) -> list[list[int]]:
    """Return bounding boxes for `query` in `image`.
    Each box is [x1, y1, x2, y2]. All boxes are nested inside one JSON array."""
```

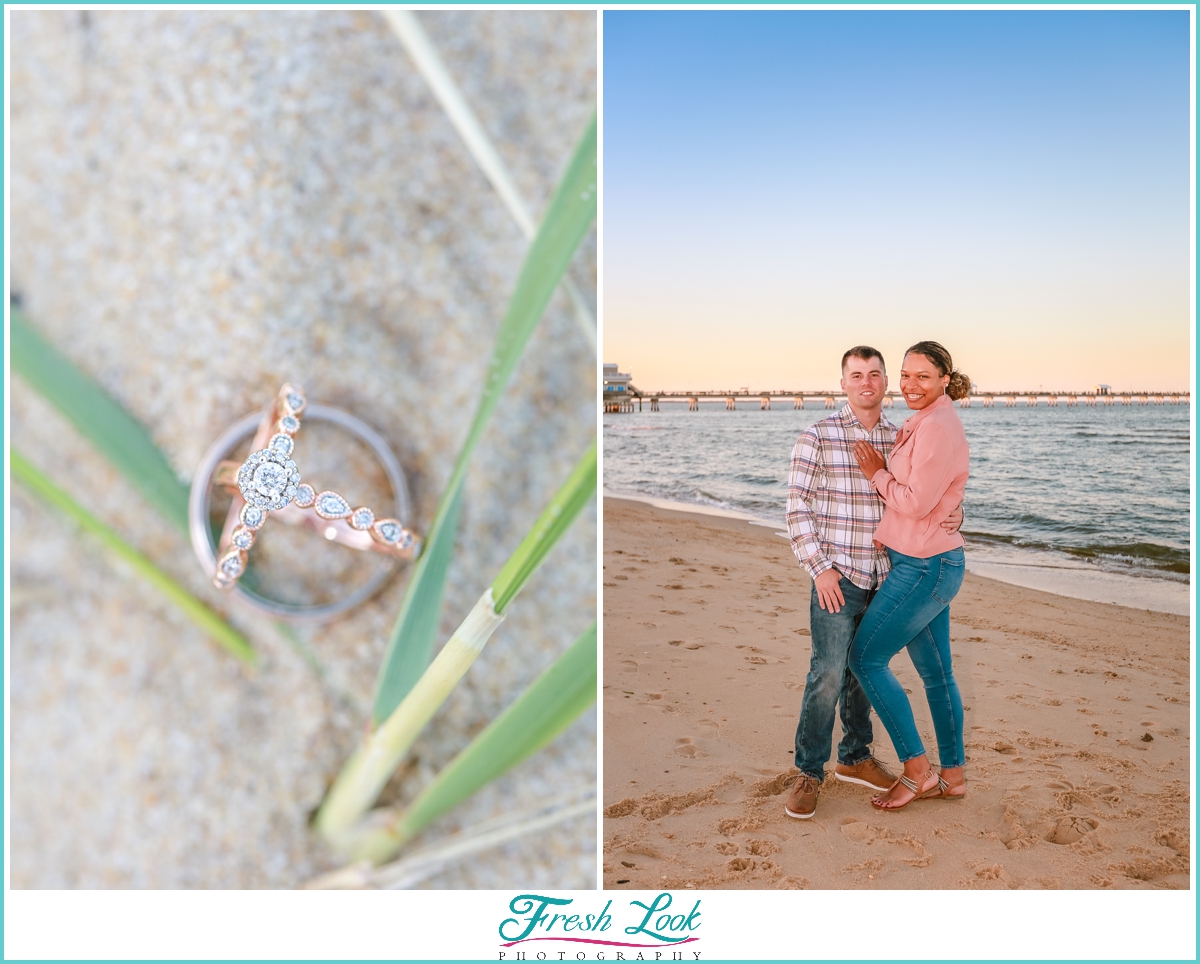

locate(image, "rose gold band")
[[211, 384, 421, 591]]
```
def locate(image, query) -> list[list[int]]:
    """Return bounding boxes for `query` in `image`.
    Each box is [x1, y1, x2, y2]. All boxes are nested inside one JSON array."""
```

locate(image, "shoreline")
[[601, 496, 1190, 890], [604, 489, 1190, 616]]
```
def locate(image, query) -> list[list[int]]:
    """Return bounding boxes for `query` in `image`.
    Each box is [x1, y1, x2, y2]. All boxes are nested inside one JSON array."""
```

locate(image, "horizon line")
[[610, 387, 1192, 397]]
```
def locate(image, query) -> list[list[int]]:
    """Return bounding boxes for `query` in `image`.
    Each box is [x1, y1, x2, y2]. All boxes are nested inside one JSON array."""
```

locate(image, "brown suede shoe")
[[784, 773, 820, 819], [833, 757, 896, 791]]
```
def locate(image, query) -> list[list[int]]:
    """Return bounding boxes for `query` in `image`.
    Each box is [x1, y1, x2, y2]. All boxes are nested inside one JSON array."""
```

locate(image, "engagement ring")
[[189, 384, 422, 619]]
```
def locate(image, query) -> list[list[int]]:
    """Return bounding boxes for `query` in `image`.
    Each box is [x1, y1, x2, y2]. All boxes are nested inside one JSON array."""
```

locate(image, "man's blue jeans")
[[849, 547, 966, 768], [793, 576, 876, 782]]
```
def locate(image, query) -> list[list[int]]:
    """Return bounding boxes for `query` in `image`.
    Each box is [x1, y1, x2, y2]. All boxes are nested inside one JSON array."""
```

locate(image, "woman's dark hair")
[[904, 341, 971, 400]]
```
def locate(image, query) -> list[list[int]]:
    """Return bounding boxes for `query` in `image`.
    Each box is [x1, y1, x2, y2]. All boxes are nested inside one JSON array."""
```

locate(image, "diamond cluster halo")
[[213, 383, 308, 590], [237, 448, 300, 511], [209, 382, 422, 593]]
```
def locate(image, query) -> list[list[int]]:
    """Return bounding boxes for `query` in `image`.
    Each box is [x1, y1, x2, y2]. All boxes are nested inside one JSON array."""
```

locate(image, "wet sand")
[[602, 497, 1191, 890]]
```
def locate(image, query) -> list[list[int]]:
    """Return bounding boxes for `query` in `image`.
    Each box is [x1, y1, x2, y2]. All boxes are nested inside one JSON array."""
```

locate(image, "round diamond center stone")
[[252, 461, 289, 498]]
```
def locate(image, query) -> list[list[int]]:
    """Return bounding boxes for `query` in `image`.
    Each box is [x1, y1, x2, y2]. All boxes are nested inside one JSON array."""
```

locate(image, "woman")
[[848, 341, 971, 810]]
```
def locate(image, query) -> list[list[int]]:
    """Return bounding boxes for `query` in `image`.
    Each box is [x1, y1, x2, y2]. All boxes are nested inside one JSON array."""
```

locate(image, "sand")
[[602, 497, 1191, 890]]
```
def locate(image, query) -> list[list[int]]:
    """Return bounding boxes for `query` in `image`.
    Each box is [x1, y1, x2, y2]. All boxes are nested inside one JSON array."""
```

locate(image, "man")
[[783, 346, 961, 819]]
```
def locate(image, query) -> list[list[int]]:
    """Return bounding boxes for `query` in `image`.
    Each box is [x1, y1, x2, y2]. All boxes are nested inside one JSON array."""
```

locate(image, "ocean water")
[[603, 400, 1192, 610]]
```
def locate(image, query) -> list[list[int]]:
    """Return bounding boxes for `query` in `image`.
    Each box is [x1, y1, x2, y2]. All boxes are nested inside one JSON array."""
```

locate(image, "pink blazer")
[[869, 394, 969, 558]]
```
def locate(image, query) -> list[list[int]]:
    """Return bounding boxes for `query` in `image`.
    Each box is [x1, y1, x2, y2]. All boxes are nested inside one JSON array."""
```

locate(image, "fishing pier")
[[604, 388, 1191, 414]]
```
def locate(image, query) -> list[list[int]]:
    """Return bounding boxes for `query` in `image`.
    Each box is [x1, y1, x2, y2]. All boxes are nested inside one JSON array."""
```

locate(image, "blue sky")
[[604, 10, 1192, 391]]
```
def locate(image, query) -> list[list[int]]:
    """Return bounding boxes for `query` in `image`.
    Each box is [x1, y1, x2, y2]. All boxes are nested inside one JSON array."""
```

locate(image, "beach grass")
[[369, 112, 597, 725], [315, 442, 596, 852], [11, 448, 255, 665]]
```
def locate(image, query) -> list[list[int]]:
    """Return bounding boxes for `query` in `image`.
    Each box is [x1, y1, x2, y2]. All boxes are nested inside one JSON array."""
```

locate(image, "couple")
[[784, 341, 971, 817]]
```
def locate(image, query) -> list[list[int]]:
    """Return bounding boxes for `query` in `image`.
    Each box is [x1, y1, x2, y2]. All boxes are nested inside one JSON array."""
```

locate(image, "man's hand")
[[853, 440, 886, 479], [941, 503, 964, 534], [813, 568, 845, 613]]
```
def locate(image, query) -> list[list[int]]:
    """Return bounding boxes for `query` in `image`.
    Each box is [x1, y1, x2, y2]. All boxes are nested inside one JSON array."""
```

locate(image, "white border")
[[595, 5, 608, 896], [4, 3, 1197, 962], [5, 889, 1198, 959]]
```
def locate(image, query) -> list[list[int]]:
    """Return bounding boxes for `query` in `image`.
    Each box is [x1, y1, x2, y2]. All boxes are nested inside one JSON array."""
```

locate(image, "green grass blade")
[[388, 622, 596, 851], [11, 308, 191, 534], [371, 114, 597, 724], [11, 448, 256, 665], [491, 440, 596, 614], [316, 447, 596, 844], [370, 485, 464, 720]]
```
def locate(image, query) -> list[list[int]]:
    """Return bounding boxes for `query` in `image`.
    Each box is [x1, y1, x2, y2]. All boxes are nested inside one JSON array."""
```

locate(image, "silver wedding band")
[[188, 404, 412, 620]]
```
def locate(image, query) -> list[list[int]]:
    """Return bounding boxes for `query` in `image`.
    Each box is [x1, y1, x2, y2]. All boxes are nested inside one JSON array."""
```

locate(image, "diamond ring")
[[188, 384, 422, 618]]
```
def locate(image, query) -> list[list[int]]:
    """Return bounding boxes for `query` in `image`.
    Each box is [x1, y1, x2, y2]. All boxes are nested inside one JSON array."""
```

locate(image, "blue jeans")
[[849, 548, 966, 768], [793, 576, 876, 781]]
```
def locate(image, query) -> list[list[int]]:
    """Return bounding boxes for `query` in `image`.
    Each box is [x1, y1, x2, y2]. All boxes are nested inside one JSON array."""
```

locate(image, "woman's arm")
[[865, 424, 959, 520], [854, 439, 965, 531]]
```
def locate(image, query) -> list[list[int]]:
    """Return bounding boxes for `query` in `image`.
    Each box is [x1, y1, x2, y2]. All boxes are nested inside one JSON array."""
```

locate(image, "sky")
[[603, 10, 1192, 393]]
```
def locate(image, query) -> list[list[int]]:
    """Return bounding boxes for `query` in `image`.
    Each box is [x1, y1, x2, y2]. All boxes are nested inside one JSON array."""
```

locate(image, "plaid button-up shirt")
[[786, 404, 897, 590]]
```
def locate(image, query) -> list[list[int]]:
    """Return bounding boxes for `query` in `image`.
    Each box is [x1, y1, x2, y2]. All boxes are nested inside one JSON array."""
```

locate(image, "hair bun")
[[947, 370, 971, 400]]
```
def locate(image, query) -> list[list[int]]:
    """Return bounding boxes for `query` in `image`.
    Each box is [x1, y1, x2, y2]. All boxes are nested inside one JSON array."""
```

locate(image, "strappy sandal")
[[918, 776, 966, 801], [871, 768, 937, 811]]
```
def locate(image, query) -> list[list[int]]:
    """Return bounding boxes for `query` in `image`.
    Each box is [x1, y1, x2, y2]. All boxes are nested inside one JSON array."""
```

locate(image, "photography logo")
[[498, 893, 701, 960]]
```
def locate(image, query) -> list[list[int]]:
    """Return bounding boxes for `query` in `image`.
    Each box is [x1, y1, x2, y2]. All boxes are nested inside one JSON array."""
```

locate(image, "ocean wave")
[[605, 406, 1190, 585], [965, 531, 1190, 576]]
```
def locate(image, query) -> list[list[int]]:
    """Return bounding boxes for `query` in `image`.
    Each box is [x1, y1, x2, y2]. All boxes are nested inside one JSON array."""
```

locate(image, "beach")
[[602, 497, 1191, 890]]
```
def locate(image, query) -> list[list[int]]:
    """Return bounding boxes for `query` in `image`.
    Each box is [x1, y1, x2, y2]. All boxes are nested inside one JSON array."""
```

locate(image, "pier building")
[[603, 363, 639, 413]]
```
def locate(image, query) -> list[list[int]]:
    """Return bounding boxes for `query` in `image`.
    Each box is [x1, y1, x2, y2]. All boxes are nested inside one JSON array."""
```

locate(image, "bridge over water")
[[604, 388, 1191, 413]]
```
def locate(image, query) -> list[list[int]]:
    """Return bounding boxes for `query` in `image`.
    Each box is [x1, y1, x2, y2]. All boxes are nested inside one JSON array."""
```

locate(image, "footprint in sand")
[[1156, 829, 1188, 855], [698, 718, 722, 737], [839, 818, 877, 844], [620, 660, 639, 673], [684, 643, 703, 650], [661, 610, 685, 616], [648, 693, 663, 700], [745, 656, 768, 664], [1045, 816, 1099, 845], [715, 842, 739, 855], [674, 738, 701, 758]]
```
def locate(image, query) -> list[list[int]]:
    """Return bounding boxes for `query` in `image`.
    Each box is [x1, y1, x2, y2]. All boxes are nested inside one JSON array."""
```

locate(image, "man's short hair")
[[841, 345, 886, 374]]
